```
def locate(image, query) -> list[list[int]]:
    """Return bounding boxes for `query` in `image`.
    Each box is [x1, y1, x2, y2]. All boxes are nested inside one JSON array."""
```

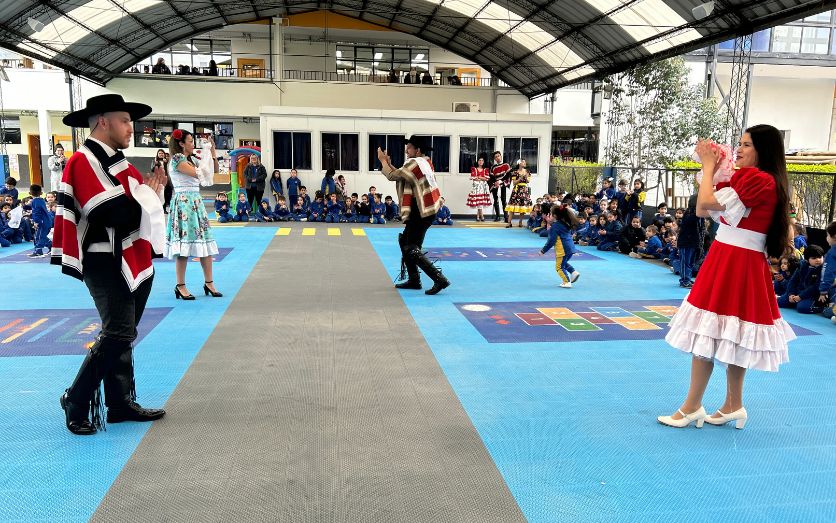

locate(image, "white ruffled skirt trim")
[[164, 240, 219, 259], [665, 300, 795, 372]]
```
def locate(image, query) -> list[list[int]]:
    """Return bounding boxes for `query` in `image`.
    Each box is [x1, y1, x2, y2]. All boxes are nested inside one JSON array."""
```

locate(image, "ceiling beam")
[[105, 0, 168, 45], [163, 0, 199, 32], [440, 0, 491, 47]]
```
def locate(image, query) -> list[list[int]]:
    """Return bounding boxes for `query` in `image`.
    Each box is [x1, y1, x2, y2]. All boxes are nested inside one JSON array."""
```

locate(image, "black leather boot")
[[105, 341, 165, 423], [407, 246, 450, 295], [395, 233, 421, 289], [62, 337, 109, 434]]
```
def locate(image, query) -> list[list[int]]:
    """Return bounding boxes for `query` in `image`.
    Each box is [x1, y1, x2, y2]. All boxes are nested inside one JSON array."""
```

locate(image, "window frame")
[[412, 135, 451, 173], [458, 136, 496, 174], [503, 137, 540, 174], [272, 131, 312, 170], [369, 134, 406, 171], [321, 132, 360, 172]]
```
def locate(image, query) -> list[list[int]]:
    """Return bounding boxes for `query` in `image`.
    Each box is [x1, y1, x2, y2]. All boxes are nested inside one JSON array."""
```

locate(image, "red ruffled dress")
[[665, 167, 795, 372]]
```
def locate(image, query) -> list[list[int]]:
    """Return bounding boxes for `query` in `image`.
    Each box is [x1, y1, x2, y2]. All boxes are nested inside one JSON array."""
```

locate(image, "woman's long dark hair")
[[747, 124, 791, 258]]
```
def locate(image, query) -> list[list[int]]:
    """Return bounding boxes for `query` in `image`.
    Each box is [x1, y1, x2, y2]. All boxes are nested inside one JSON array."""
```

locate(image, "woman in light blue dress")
[[165, 129, 222, 300]]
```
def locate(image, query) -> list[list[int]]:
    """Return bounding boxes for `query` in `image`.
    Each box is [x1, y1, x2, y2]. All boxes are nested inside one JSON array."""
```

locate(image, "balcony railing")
[[123, 66, 273, 79], [282, 69, 502, 87]]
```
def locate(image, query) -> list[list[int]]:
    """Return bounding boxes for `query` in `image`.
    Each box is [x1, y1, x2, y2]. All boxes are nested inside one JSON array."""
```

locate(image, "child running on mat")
[[539, 204, 580, 288]]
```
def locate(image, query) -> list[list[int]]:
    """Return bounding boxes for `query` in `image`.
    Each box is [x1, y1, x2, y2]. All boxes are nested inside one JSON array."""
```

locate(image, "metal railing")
[[282, 69, 498, 87], [550, 165, 836, 228], [124, 66, 273, 79]]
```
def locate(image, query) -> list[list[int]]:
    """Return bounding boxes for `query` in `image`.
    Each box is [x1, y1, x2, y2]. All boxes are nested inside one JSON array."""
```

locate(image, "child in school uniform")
[[773, 255, 800, 296], [434, 197, 453, 225], [625, 179, 646, 225], [619, 215, 645, 254], [0, 203, 17, 247], [654, 203, 671, 222], [274, 196, 293, 221], [234, 192, 251, 222], [269, 169, 284, 206], [286, 169, 302, 205], [291, 196, 308, 222], [256, 198, 276, 222], [342, 196, 356, 223], [309, 191, 325, 222], [384, 196, 400, 222], [27, 184, 52, 257], [793, 223, 807, 254], [820, 221, 836, 320], [527, 204, 542, 230], [631, 225, 664, 259], [357, 194, 371, 223], [370, 194, 386, 224], [596, 212, 623, 251], [778, 245, 825, 314], [539, 205, 580, 288], [325, 193, 342, 223], [0, 177, 18, 204], [215, 192, 232, 223]]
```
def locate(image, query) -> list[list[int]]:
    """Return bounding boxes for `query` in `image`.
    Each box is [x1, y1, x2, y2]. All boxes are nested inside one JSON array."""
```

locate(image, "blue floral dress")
[[164, 153, 219, 258]]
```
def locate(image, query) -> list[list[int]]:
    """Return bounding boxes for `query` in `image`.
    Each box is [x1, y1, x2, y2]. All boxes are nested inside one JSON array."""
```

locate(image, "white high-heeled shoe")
[[657, 406, 706, 428], [704, 407, 748, 429]]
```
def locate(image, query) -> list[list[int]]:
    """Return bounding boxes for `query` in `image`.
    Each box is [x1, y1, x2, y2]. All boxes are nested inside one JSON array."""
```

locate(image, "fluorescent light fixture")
[[374, 52, 382, 59], [336, 50, 342, 57], [27, 17, 45, 32], [414, 54, 424, 60]]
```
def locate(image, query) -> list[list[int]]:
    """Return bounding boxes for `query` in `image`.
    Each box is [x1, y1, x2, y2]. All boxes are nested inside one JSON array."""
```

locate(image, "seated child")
[[538, 211, 553, 238], [0, 203, 15, 247], [342, 196, 356, 223], [631, 225, 664, 258], [325, 193, 342, 223], [773, 254, 800, 296], [573, 215, 589, 242], [384, 196, 400, 222], [596, 212, 623, 251], [309, 191, 325, 222], [527, 204, 541, 230], [299, 186, 312, 208], [274, 197, 293, 221], [618, 216, 644, 254], [370, 194, 386, 224], [291, 196, 308, 222], [356, 194, 371, 223], [256, 198, 275, 222], [433, 197, 453, 225], [777, 245, 825, 314], [214, 192, 232, 223], [654, 203, 671, 222], [0, 177, 19, 205], [665, 235, 680, 272], [533, 203, 551, 234], [233, 192, 251, 222]]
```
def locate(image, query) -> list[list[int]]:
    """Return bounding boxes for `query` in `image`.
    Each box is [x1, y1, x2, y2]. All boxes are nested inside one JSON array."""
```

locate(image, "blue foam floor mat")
[[0, 228, 274, 522], [366, 226, 836, 522]]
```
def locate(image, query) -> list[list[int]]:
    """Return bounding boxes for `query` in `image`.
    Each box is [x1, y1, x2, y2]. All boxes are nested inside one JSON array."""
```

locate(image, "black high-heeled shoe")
[[203, 281, 223, 297], [175, 284, 195, 300]]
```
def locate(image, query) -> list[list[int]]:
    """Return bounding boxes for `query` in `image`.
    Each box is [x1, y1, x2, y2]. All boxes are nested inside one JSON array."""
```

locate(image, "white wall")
[[259, 106, 552, 215]]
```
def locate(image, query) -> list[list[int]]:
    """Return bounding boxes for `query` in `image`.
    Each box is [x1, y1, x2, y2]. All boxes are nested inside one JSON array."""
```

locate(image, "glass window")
[[772, 26, 802, 53], [411, 48, 429, 72], [832, 29, 836, 54], [504, 138, 539, 173], [0, 117, 21, 144], [751, 29, 771, 52], [322, 133, 359, 171], [273, 132, 311, 170], [801, 26, 830, 54], [413, 135, 450, 173], [718, 39, 734, 51], [133, 120, 174, 148], [369, 134, 405, 171], [459, 136, 495, 173]]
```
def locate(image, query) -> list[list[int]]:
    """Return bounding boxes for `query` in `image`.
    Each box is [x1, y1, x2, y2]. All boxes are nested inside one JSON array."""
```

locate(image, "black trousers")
[[246, 187, 264, 210], [67, 254, 153, 409], [491, 185, 508, 217], [400, 214, 435, 279]]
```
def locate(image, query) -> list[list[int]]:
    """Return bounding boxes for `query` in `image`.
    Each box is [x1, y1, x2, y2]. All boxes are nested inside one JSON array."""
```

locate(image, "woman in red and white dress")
[[467, 157, 492, 221], [658, 125, 795, 430]]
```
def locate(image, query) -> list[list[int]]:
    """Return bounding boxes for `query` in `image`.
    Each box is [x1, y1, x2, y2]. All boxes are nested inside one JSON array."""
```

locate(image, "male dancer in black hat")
[[377, 136, 450, 295], [54, 94, 167, 435]]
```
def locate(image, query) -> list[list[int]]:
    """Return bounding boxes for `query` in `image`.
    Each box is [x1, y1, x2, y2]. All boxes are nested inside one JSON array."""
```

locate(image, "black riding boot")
[[395, 233, 421, 289], [406, 246, 450, 295], [105, 342, 166, 423], [61, 336, 111, 435]]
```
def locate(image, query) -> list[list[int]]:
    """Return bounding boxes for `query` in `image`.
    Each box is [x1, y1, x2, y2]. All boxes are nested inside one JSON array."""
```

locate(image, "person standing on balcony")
[[404, 67, 418, 84], [152, 57, 171, 74], [421, 71, 434, 85], [244, 154, 267, 209], [208, 60, 218, 76]]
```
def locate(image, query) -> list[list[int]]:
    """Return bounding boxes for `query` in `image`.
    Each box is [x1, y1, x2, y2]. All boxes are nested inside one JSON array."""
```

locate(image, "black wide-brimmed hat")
[[406, 135, 433, 153], [62, 94, 152, 128]]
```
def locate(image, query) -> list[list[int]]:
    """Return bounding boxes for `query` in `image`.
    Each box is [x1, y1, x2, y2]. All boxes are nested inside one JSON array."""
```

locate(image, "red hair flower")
[[171, 129, 183, 141]]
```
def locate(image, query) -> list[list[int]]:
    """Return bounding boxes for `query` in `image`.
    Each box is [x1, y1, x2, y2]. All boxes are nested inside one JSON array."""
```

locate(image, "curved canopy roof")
[[0, 0, 831, 97]]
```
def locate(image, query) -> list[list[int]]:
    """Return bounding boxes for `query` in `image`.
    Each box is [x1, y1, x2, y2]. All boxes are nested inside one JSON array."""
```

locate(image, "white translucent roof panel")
[[537, 40, 586, 69], [29, 0, 160, 50], [17, 41, 57, 59], [584, 0, 701, 53], [563, 67, 596, 81]]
